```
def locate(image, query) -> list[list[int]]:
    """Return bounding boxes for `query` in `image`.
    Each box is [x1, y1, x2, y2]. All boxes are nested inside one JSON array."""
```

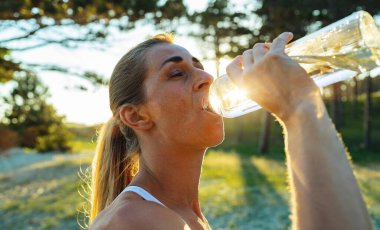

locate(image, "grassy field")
[[1, 93, 379, 229], [0, 148, 379, 230], [0, 150, 93, 230]]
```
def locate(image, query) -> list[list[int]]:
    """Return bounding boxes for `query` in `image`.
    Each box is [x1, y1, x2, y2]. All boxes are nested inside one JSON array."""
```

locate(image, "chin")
[[206, 123, 225, 147], [209, 136, 224, 148]]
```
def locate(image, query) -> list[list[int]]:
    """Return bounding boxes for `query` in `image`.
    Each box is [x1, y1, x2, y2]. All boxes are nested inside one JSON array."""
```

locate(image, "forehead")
[[146, 43, 192, 70]]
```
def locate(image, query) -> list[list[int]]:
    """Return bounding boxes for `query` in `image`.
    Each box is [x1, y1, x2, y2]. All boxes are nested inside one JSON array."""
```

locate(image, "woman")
[[89, 32, 372, 230]]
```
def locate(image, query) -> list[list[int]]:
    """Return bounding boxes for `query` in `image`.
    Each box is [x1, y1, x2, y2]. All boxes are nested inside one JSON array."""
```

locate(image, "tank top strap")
[[123, 186, 166, 207]]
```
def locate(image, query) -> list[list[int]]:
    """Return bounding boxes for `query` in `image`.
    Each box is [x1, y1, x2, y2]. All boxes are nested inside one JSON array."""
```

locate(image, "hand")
[[226, 32, 321, 121]]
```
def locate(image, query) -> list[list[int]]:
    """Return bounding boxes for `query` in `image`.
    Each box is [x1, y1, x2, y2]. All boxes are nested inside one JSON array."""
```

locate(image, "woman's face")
[[142, 43, 224, 149]]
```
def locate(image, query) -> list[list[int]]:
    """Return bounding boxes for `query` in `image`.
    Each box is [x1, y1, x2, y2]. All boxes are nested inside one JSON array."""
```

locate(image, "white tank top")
[[123, 186, 166, 207]]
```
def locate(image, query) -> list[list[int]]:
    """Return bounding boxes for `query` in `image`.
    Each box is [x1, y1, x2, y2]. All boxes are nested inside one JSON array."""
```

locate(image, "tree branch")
[[25, 63, 108, 86], [0, 24, 50, 44], [10, 32, 106, 51], [0, 19, 98, 44]]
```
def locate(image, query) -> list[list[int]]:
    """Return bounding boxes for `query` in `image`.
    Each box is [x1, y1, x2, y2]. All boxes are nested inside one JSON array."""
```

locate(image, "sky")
[[1, 2, 379, 126], [6, 27, 232, 125], [0, 0, 225, 125]]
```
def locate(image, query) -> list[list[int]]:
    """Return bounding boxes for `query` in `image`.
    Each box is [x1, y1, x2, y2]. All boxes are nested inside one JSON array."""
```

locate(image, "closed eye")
[[170, 70, 185, 78]]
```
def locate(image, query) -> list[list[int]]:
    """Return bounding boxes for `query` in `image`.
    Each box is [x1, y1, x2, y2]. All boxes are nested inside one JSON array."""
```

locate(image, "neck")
[[131, 142, 206, 211]]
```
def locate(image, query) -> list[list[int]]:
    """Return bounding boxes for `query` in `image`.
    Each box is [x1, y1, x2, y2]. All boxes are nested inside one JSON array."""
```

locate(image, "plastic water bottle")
[[209, 11, 380, 118]]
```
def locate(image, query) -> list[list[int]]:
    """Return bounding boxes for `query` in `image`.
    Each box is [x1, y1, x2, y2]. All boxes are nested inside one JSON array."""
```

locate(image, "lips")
[[202, 97, 217, 114]]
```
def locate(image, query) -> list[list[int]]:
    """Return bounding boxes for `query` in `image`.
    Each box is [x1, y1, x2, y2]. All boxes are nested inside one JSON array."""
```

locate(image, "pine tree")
[[2, 72, 72, 152]]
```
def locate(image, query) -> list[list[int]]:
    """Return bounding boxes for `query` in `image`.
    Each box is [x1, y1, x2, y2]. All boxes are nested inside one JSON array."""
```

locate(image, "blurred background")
[[0, 0, 379, 229]]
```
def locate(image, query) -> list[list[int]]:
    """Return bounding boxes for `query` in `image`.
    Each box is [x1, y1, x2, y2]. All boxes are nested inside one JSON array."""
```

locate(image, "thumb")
[[226, 55, 243, 84]]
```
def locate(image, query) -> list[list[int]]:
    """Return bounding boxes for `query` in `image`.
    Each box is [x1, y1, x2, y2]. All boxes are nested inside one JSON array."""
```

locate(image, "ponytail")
[[90, 117, 139, 222], [89, 33, 174, 223]]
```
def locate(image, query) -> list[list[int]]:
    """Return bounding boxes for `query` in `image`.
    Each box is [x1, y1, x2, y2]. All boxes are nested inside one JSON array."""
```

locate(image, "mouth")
[[202, 97, 218, 115]]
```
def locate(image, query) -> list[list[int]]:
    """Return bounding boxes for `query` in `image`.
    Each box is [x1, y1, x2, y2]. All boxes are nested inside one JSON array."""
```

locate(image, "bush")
[[36, 123, 73, 153], [21, 126, 40, 148], [0, 125, 18, 152]]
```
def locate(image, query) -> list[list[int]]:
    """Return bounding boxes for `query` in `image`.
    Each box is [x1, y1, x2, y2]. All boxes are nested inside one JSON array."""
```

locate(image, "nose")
[[193, 70, 214, 91]]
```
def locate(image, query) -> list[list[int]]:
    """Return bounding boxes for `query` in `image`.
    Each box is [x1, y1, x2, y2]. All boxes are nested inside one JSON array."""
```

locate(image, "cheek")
[[148, 86, 190, 123]]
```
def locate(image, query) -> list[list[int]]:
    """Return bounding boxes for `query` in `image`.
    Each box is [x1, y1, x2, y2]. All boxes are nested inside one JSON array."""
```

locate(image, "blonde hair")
[[90, 34, 174, 222]]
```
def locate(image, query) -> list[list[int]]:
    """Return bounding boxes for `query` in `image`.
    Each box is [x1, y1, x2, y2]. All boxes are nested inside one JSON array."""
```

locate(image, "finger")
[[252, 43, 269, 63], [264, 42, 272, 49], [270, 32, 293, 54], [226, 55, 243, 82], [242, 49, 253, 68]]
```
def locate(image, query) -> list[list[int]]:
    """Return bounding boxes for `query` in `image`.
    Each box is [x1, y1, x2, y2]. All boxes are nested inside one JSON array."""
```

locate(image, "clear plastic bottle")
[[209, 11, 380, 118]]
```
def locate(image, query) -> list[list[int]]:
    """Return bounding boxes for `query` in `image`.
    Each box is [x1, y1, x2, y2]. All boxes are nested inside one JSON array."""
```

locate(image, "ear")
[[119, 104, 153, 131]]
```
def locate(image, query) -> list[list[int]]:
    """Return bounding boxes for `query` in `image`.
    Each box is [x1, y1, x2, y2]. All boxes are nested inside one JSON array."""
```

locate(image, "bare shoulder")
[[90, 193, 189, 230]]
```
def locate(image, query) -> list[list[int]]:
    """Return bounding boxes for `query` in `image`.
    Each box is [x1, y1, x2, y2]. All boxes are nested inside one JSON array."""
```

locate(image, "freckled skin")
[[142, 43, 224, 149]]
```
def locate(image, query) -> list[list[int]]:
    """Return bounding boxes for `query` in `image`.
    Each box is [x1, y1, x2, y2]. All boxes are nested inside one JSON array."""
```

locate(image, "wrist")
[[279, 95, 326, 127]]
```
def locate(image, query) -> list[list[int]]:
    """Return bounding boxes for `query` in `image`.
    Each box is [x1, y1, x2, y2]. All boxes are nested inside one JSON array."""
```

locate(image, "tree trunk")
[[352, 76, 359, 116], [214, 37, 221, 78], [363, 75, 372, 149], [331, 83, 343, 129], [258, 111, 271, 153], [236, 118, 245, 143], [215, 57, 220, 78]]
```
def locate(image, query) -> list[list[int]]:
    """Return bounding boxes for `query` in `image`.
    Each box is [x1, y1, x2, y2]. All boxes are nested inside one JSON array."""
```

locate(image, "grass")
[[1, 148, 379, 230], [201, 150, 291, 229], [202, 150, 380, 229], [67, 123, 100, 154], [1, 92, 379, 229], [0, 153, 93, 230], [69, 140, 97, 154]]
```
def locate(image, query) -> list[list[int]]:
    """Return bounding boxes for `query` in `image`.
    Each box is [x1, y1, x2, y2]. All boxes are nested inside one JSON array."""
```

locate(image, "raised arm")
[[227, 32, 373, 230]]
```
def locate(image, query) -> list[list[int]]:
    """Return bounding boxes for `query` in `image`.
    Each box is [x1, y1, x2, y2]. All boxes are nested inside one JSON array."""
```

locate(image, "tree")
[[363, 73, 373, 149], [187, 0, 259, 76], [254, 0, 380, 150], [0, 48, 21, 83], [3, 73, 49, 132], [258, 111, 271, 153], [0, 0, 187, 84], [2, 72, 72, 152], [256, 0, 380, 40], [351, 76, 359, 116], [331, 83, 344, 130], [0, 124, 17, 152]]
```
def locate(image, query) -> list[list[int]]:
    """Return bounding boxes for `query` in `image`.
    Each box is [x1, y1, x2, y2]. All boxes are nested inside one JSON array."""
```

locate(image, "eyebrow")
[[159, 56, 202, 69]]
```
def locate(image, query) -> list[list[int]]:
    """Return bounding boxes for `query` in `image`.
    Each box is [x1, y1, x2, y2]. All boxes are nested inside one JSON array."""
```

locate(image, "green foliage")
[[330, 93, 380, 152], [36, 123, 73, 152], [0, 48, 21, 83], [256, 0, 380, 40], [0, 0, 187, 85], [3, 73, 49, 131], [187, 0, 258, 74], [66, 123, 99, 153], [2, 72, 72, 152], [0, 0, 186, 26], [220, 87, 380, 153], [69, 140, 97, 153], [220, 109, 285, 154]]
